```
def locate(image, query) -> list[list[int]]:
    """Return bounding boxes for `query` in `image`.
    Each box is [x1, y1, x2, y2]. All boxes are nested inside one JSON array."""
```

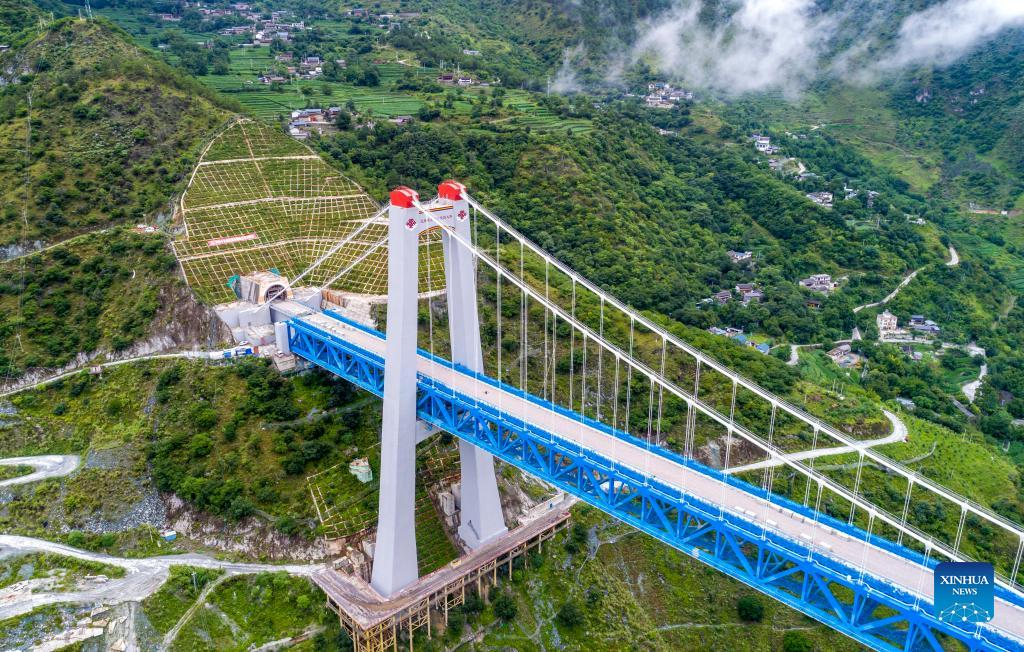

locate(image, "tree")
[[736, 595, 765, 622], [980, 410, 1012, 438], [556, 600, 584, 628], [782, 631, 813, 652], [492, 592, 517, 621]]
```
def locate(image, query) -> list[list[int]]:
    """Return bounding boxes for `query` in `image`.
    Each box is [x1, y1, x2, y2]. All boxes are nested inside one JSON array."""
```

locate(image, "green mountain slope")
[[0, 18, 234, 247]]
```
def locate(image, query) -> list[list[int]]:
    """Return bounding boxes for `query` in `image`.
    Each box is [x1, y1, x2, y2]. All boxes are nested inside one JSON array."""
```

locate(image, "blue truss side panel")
[[287, 317, 1022, 652]]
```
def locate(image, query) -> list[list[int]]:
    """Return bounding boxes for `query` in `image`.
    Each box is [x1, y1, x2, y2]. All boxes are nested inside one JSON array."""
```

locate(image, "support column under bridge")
[[371, 182, 507, 598]]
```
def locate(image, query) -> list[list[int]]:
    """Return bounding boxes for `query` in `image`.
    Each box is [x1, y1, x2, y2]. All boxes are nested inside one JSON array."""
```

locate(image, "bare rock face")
[[164, 494, 326, 562], [0, 280, 231, 395], [150, 282, 233, 352]]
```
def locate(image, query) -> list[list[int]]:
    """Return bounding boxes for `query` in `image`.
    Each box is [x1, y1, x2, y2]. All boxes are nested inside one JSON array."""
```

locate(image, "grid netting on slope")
[[174, 119, 445, 303]]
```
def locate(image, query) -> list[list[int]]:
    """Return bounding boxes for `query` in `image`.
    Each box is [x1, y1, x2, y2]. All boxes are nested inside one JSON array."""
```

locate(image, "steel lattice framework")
[[288, 311, 1024, 652], [436, 194, 1024, 598]]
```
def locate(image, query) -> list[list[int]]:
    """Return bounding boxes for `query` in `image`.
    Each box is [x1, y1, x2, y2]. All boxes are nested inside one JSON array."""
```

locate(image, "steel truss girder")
[[287, 317, 1019, 652]]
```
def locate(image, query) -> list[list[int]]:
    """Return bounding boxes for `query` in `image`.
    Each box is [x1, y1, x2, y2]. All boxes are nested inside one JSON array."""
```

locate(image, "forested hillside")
[[318, 105, 935, 340], [0, 18, 233, 247], [0, 18, 236, 381]]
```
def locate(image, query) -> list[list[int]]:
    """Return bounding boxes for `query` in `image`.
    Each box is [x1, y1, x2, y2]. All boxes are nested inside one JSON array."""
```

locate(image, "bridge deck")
[[299, 312, 1024, 643]]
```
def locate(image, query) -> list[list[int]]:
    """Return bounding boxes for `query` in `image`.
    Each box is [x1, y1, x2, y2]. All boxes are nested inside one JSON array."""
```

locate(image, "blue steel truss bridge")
[[271, 183, 1024, 652]]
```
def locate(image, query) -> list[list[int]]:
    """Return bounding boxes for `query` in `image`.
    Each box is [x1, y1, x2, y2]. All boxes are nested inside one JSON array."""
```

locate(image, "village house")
[[645, 95, 673, 109], [734, 283, 763, 304], [805, 298, 822, 310], [909, 315, 941, 334], [275, 53, 293, 62], [800, 274, 838, 294], [713, 290, 732, 305], [462, 49, 481, 56], [389, 115, 414, 125], [742, 289, 764, 305], [727, 250, 753, 263], [806, 191, 834, 208], [219, 26, 252, 36], [901, 345, 924, 361], [877, 310, 898, 333], [828, 343, 851, 362], [754, 136, 772, 153]]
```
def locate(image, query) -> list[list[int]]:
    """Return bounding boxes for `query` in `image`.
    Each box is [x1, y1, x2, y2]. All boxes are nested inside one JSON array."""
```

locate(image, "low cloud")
[[632, 0, 837, 97], [551, 44, 586, 94], [629, 0, 1024, 96], [871, 0, 1024, 72]]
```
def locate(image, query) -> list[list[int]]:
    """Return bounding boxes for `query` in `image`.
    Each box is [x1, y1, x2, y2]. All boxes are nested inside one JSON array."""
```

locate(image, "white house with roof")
[[877, 310, 898, 333]]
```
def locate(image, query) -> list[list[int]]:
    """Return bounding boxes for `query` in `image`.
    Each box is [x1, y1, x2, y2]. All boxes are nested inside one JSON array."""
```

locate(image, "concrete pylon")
[[370, 183, 507, 598], [439, 180, 508, 549], [370, 187, 422, 597]]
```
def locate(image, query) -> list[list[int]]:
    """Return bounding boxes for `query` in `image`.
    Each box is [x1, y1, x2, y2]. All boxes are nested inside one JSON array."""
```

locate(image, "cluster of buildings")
[[287, 108, 414, 139], [643, 82, 693, 109], [876, 310, 941, 339], [806, 191, 834, 209], [437, 72, 477, 86], [727, 250, 753, 264], [707, 327, 772, 355], [288, 107, 344, 139], [844, 185, 880, 208], [707, 283, 764, 306], [259, 55, 344, 84], [157, 4, 308, 45], [751, 134, 781, 155], [344, 7, 423, 31], [800, 274, 838, 294]]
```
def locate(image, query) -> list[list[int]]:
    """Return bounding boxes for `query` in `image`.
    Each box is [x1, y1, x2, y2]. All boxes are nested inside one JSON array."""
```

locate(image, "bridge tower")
[[371, 182, 507, 598]]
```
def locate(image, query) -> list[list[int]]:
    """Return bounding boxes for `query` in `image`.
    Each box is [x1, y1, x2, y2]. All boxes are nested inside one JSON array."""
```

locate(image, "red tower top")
[[438, 180, 466, 201], [390, 186, 419, 208]]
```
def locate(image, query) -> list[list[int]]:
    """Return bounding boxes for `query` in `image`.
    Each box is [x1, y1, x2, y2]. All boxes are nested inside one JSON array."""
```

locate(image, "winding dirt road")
[[0, 535, 321, 621], [725, 409, 908, 474], [0, 455, 80, 488]]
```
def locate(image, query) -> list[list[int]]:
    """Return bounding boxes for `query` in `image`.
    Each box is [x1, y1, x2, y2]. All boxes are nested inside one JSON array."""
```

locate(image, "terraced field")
[[196, 47, 428, 120], [500, 90, 593, 135], [953, 231, 1024, 291], [174, 119, 445, 303]]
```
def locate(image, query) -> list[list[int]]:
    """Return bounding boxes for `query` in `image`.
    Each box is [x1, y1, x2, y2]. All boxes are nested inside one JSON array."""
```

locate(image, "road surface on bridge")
[[302, 313, 1024, 643]]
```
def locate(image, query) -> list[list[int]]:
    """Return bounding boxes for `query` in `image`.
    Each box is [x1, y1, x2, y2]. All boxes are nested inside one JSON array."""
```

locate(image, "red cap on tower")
[[389, 186, 419, 208], [438, 180, 466, 200]]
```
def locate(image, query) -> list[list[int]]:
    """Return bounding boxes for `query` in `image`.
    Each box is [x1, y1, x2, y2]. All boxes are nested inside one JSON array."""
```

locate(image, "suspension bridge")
[[245, 181, 1024, 651]]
